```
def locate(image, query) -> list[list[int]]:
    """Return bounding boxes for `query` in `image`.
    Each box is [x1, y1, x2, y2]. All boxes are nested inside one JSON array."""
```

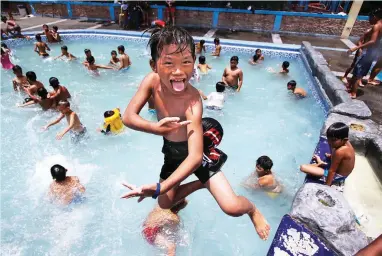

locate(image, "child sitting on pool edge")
[[43, 100, 87, 142], [97, 108, 124, 135], [287, 80, 306, 97], [49, 164, 86, 205], [242, 156, 282, 194], [300, 122, 355, 186], [121, 26, 270, 240]]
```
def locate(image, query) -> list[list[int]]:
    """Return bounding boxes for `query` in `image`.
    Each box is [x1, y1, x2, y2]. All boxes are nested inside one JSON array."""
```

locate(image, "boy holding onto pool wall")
[[300, 122, 355, 186], [121, 26, 270, 240]]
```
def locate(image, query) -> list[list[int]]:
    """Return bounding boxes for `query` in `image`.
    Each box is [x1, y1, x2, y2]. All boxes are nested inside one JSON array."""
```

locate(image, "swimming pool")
[[1, 31, 327, 255]]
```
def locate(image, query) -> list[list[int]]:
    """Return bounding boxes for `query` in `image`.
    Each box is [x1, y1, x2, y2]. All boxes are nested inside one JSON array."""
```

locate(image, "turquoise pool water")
[[1, 35, 326, 255]]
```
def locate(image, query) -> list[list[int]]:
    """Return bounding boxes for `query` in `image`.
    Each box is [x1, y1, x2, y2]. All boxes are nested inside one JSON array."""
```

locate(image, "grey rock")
[[301, 41, 328, 68], [290, 183, 369, 256], [366, 137, 382, 183], [330, 100, 372, 119], [321, 113, 379, 154], [333, 89, 352, 105]]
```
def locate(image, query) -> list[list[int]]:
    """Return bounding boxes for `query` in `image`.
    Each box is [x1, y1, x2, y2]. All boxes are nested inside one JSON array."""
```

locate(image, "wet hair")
[[253, 49, 261, 62], [58, 100, 70, 108], [255, 49, 261, 54], [87, 56, 95, 64], [371, 8, 382, 19], [35, 34, 42, 42], [216, 81, 226, 93], [199, 55, 206, 64], [42, 24, 48, 29], [287, 80, 297, 88], [230, 56, 239, 62], [84, 48, 91, 54], [37, 87, 48, 99], [199, 39, 205, 46], [50, 164, 67, 182], [117, 45, 125, 52], [282, 61, 290, 69], [214, 37, 220, 45], [1, 42, 8, 49], [1, 16, 7, 22], [52, 25, 58, 31], [104, 110, 115, 118], [111, 50, 117, 55], [147, 26, 195, 63], [61, 45, 68, 51], [326, 122, 349, 140], [26, 71, 37, 82], [49, 77, 59, 88], [202, 117, 224, 151], [12, 65, 22, 73], [1, 48, 4, 55], [256, 156, 273, 172]]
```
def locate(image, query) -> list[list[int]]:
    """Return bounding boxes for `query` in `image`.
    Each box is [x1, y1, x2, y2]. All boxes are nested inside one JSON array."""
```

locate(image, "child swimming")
[[287, 80, 307, 97], [242, 156, 282, 193], [25, 71, 45, 95], [82, 48, 93, 67], [222, 56, 243, 92], [48, 77, 71, 105], [109, 50, 120, 66], [211, 37, 221, 57], [266, 61, 290, 74], [51, 25, 61, 42], [54, 45, 76, 60], [48, 164, 86, 205], [199, 81, 226, 110], [197, 56, 212, 74], [97, 108, 124, 135], [121, 26, 270, 240], [300, 122, 355, 186], [12, 65, 29, 91], [117, 45, 131, 71], [249, 49, 264, 65], [195, 39, 206, 55], [43, 100, 86, 141], [34, 34, 50, 57], [18, 87, 54, 110]]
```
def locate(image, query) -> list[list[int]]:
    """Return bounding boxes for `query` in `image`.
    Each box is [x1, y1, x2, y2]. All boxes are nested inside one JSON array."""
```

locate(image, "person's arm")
[[75, 177, 86, 193], [349, 24, 381, 52], [69, 53, 76, 60], [222, 68, 228, 85], [23, 87, 40, 101], [97, 64, 114, 70], [207, 64, 212, 70], [34, 43, 38, 53], [325, 149, 344, 186], [202, 45, 206, 53], [118, 59, 125, 70], [17, 100, 37, 107], [241, 173, 260, 189], [54, 54, 64, 60], [237, 70, 243, 92], [12, 80, 18, 91], [197, 64, 201, 70], [49, 88, 61, 100], [56, 112, 76, 140], [43, 113, 65, 130], [45, 43, 50, 51], [216, 46, 221, 56], [198, 90, 207, 100]]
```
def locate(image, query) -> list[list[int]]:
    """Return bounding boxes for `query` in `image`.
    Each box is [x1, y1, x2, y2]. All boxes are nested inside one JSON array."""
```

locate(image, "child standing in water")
[[211, 37, 221, 57], [109, 50, 120, 67], [197, 56, 212, 74], [48, 77, 71, 104], [12, 65, 28, 91], [51, 25, 61, 42], [117, 45, 132, 71], [199, 81, 226, 110], [25, 71, 45, 95], [54, 45, 76, 60], [43, 100, 86, 141], [249, 49, 264, 65], [195, 39, 206, 55], [287, 80, 307, 97], [121, 27, 270, 240], [49, 164, 86, 205], [34, 34, 50, 57], [222, 56, 244, 92]]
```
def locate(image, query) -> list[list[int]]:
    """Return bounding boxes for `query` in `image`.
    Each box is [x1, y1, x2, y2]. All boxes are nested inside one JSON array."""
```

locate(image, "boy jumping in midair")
[[120, 26, 270, 240]]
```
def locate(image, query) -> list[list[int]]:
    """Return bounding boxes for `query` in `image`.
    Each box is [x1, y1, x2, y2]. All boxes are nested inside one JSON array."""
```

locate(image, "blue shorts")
[[120, 66, 130, 72], [148, 108, 156, 114], [353, 52, 375, 78]]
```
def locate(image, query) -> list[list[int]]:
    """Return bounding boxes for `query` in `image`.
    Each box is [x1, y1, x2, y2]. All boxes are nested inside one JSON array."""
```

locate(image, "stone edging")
[[300, 41, 382, 182]]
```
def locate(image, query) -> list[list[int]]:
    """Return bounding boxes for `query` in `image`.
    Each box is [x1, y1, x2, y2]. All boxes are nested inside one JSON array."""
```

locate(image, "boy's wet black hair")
[[51, 164, 67, 182], [214, 37, 220, 44], [12, 65, 22, 73], [42, 24, 48, 29], [104, 110, 115, 118], [117, 45, 125, 52], [1, 42, 8, 48], [371, 8, 382, 19], [326, 122, 349, 140], [49, 77, 59, 88], [216, 81, 226, 93], [230, 56, 239, 62], [199, 55, 206, 64], [255, 48, 261, 54], [1, 16, 7, 22], [37, 87, 48, 99], [256, 156, 273, 171], [58, 100, 70, 108], [287, 80, 297, 88], [84, 48, 91, 54], [26, 71, 37, 81], [52, 25, 58, 31], [253, 54, 260, 62], [87, 56, 95, 64], [147, 26, 195, 63], [61, 45, 68, 51], [282, 61, 290, 69], [111, 50, 117, 55], [200, 39, 205, 46], [35, 34, 42, 42]]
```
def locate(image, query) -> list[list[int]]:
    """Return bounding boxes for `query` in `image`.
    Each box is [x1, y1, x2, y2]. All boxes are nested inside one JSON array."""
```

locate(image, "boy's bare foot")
[[248, 207, 270, 240], [368, 80, 381, 86]]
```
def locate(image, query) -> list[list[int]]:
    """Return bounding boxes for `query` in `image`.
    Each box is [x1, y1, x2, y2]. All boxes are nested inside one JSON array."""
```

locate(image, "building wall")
[[33, 3, 68, 17], [72, 5, 110, 19], [5, 2, 32, 15], [218, 13, 274, 30], [174, 10, 213, 28]]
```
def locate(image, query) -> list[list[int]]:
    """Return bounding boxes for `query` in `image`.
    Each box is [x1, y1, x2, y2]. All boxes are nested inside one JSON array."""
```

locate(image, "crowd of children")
[[1, 25, 356, 255]]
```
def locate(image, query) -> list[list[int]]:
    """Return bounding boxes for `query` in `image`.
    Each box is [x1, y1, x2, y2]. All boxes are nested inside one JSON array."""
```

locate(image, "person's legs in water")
[[368, 59, 382, 85]]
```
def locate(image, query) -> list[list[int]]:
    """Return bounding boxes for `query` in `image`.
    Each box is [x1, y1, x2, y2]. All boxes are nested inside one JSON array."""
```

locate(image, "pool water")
[[1, 35, 326, 255]]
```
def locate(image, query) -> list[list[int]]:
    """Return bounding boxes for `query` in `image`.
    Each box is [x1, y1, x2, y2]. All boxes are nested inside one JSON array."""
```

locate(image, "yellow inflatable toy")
[[102, 108, 124, 135]]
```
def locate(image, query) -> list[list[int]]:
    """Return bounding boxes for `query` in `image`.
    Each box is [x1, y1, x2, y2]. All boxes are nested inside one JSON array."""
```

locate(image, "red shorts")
[[166, 7, 176, 15], [142, 226, 161, 245]]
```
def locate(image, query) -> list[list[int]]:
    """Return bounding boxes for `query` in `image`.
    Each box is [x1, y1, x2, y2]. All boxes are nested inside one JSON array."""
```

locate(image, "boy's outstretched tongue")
[[172, 80, 185, 92]]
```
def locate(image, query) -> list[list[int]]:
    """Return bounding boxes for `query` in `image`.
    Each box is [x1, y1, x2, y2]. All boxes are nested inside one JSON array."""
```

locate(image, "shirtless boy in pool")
[[117, 45, 132, 71], [222, 56, 243, 92], [120, 26, 270, 240], [12, 65, 28, 91], [34, 34, 50, 57]]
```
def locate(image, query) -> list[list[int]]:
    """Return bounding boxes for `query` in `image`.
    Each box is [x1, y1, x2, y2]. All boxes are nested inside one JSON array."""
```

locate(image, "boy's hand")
[[313, 155, 327, 165], [42, 125, 48, 131], [120, 182, 157, 202], [155, 117, 191, 135], [56, 132, 65, 140], [325, 153, 332, 158]]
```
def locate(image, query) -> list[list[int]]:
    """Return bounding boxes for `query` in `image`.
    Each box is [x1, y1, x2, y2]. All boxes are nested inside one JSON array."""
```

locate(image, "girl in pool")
[[1, 46, 14, 70], [249, 49, 264, 65]]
